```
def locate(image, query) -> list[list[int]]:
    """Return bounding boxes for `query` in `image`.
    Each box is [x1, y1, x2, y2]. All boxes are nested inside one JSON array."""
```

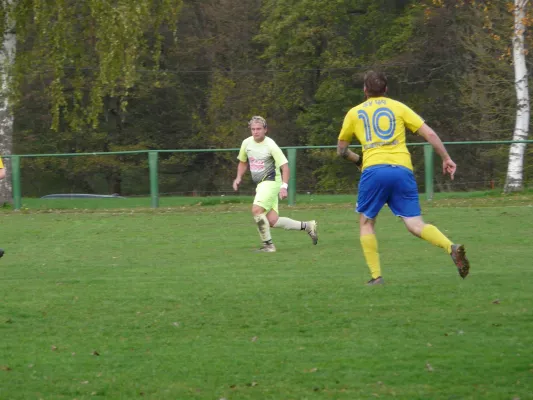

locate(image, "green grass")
[[1, 195, 533, 399], [11, 188, 533, 211]]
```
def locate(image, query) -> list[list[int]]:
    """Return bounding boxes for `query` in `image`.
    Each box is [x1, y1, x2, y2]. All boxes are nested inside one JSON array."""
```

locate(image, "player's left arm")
[[269, 143, 289, 199], [417, 123, 456, 180], [279, 163, 289, 200]]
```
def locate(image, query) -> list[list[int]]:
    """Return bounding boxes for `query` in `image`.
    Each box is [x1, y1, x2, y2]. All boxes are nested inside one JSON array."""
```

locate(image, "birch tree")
[[505, 0, 530, 192], [0, 0, 14, 203]]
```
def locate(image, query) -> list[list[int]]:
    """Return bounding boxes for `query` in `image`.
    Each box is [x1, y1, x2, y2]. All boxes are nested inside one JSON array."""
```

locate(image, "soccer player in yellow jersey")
[[337, 71, 469, 284], [233, 116, 318, 252]]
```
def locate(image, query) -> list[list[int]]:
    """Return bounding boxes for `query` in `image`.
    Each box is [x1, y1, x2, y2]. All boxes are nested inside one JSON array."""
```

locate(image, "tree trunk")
[[0, 15, 15, 204], [505, 0, 530, 193]]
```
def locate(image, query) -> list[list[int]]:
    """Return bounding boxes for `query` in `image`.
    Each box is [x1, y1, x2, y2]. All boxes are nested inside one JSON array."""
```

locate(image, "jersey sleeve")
[[269, 141, 288, 167], [237, 139, 248, 162], [338, 110, 356, 142], [401, 104, 425, 133]]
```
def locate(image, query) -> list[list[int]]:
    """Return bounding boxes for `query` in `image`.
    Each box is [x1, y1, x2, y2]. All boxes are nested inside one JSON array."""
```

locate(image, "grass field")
[[1, 193, 533, 399]]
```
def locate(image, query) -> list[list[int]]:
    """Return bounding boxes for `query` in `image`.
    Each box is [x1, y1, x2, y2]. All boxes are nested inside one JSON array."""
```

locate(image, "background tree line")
[[0, 0, 531, 198]]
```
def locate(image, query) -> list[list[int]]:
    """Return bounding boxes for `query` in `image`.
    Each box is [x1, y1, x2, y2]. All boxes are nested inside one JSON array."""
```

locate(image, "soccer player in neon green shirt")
[[233, 116, 318, 252], [337, 71, 469, 284]]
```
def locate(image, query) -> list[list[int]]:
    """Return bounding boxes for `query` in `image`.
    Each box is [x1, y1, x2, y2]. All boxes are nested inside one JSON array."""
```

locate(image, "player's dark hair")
[[364, 71, 388, 97]]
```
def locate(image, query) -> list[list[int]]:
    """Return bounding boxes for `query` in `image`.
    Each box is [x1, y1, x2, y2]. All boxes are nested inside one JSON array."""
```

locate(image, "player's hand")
[[279, 187, 288, 200], [232, 177, 241, 191], [443, 158, 456, 180]]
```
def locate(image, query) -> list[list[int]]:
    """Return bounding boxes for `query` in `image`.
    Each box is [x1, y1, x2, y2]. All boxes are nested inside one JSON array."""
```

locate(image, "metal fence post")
[[11, 155, 22, 210], [423, 144, 434, 201], [148, 151, 159, 208], [287, 148, 297, 206]]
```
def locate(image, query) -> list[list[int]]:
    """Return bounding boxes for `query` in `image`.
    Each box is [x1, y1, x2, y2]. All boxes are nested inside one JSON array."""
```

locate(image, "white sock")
[[273, 217, 302, 231], [253, 214, 272, 242]]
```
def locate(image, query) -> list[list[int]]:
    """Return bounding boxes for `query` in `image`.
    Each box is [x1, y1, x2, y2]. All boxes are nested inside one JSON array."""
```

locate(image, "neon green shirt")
[[237, 136, 288, 184]]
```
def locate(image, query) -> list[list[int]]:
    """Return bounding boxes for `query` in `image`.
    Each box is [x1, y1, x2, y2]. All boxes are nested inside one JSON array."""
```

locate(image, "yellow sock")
[[421, 224, 452, 254], [360, 234, 381, 279]]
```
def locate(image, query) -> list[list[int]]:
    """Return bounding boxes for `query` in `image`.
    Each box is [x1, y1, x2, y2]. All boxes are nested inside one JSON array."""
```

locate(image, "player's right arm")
[[233, 140, 249, 191], [337, 111, 362, 167], [233, 162, 248, 191], [417, 123, 456, 180]]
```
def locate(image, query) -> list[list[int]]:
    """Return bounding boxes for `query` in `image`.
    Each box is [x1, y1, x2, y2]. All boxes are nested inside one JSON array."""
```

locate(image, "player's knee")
[[407, 226, 422, 237], [252, 205, 264, 216], [404, 218, 424, 237]]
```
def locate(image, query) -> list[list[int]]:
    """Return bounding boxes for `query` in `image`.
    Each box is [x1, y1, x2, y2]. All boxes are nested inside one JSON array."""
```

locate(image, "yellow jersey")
[[338, 97, 424, 171], [0, 158, 3, 168]]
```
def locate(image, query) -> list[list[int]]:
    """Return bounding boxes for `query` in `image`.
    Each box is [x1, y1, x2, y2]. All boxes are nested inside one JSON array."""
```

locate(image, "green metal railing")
[[2, 140, 532, 210]]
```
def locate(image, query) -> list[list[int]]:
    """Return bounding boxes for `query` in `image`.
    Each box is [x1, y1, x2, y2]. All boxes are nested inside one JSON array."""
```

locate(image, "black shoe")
[[0, 249, 4, 258], [367, 276, 384, 285], [451, 244, 469, 278]]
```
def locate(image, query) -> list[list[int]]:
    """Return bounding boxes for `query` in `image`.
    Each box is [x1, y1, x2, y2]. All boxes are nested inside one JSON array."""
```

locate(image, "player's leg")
[[359, 214, 383, 285], [252, 203, 275, 252], [252, 181, 281, 252], [252, 182, 278, 252], [388, 167, 470, 278], [402, 216, 451, 253], [269, 197, 318, 245], [402, 216, 470, 278], [356, 166, 389, 284], [272, 217, 318, 245]]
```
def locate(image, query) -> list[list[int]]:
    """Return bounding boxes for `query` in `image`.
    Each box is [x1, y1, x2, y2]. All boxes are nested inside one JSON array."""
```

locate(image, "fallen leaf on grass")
[[305, 367, 318, 373], [51, 346, 58, 351], [425, 363, 434, 372], [251, 336, 258, 342], [92, 351, 100, 356], [1, 366, 12, 371], [492, 299, 501, 304]]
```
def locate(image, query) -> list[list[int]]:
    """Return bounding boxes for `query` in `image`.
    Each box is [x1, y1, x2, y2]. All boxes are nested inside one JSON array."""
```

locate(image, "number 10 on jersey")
[[357, 107, 396, 142]]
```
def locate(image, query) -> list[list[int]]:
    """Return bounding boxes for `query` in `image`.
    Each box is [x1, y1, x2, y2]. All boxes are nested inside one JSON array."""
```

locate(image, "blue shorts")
[[356, 165, 421, 219]]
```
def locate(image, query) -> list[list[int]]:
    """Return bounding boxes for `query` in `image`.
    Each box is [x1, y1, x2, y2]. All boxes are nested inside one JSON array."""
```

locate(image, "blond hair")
[[248, 116, 267, 128]]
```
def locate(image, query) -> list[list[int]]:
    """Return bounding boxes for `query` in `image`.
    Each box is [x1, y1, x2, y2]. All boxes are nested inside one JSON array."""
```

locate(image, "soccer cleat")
[[0, 249, 4, 258], [367, 276, 384, 285], [256, 243, 276, 253], [451, 244, 470, 278], [306, 220, 318, 245]]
